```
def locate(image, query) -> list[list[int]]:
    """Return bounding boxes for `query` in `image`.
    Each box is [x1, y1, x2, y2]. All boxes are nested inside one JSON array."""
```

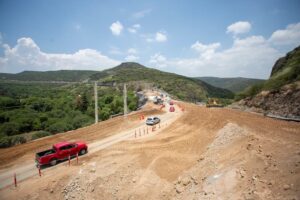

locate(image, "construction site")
[[0, 90, 299, 200]]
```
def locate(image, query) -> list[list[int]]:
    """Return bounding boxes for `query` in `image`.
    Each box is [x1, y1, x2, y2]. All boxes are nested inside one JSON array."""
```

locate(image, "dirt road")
[[0, 101, 299, 200], [0, 103, 181, 189]]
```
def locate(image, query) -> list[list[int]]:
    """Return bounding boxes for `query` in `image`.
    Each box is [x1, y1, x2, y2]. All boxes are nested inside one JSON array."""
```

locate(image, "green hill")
[[196, 77, 265, 93], [234, 46, 300, 119], [236, 45, 300, 99], [90, 62, 234, 101], [0, 70, 98, 82], [0, 62, 234, 101]]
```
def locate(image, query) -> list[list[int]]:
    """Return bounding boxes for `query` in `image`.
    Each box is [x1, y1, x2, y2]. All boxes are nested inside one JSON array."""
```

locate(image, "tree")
[[99, 106, 111, 121], [75, 93, 88, 112], [0, 122, 20, 136]]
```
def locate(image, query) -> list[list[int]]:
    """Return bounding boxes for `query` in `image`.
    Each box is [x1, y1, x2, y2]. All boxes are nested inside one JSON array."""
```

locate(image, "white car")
[[146, 117, 161, 125]]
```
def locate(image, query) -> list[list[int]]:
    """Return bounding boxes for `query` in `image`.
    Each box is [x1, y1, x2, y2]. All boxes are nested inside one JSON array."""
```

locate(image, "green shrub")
[[11, 135, 27, 145], [71, 115, 93, 129], [0, 135, 27, 148], [32, 131, 52, 140], [46, 121, 72, 134], [0, 122, 20, 136], [0, 136, 12, 148], [99, 106, 111, 121]]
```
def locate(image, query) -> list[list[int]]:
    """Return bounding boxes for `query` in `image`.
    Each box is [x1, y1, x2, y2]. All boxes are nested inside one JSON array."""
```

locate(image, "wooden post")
[[68, 154, 71, 166], [76, 153, 79, 164]]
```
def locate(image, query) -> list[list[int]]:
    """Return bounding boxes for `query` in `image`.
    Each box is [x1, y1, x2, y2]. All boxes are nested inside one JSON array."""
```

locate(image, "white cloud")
[[127, 48, 138, 54], [110, 21, 123, 36], [191, 41, 221, 59], [133, 24, 141, 29], [149, 53, 167, 68], [269, 22, 300, 45], [145, 32, 168, 43], [155, 32, 167, 42], [227, 21, 252, 35], [128, 24, 141, 34], [149, 35, 281, 78], [125, 55, 139, 62], [0, 37, 120, 73], [132, 9, 151, 19]]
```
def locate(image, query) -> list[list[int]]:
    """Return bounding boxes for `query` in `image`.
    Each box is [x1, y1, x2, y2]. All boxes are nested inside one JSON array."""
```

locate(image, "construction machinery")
[[206, 98, 224, 108]]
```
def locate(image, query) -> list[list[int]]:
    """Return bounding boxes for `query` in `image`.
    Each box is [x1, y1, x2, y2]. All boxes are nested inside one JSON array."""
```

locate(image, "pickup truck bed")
[[36, 149, 55, 158]]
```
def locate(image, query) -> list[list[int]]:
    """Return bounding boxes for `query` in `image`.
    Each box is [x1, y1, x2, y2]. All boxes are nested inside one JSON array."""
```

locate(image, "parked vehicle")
[[146, 116, 161, 125], [35, 141, 88, 167], [169, 106, 175, 112]]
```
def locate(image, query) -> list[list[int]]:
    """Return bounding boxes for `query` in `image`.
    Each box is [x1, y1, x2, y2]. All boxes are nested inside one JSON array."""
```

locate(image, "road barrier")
[[68, 155, 71, 166], [38, 166, 42, 177], [152, 126, 156, 132], [14, 173, 17, 187]]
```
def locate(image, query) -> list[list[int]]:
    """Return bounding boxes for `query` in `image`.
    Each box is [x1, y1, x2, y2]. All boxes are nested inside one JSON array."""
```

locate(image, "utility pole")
[[94, 81, 98, 123], [123, 83, 128, 116]]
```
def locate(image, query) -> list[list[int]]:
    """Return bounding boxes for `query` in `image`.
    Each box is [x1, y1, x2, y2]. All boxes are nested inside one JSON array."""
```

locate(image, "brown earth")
[[0, 101, 299, 200], [232, 82, 300, 120]]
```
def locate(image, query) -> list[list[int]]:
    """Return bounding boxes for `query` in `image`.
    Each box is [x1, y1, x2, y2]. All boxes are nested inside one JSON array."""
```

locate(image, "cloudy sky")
[[0, 0, 299, 78]]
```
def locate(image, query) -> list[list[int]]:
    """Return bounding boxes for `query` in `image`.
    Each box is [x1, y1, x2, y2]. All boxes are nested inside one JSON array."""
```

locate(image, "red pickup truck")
[[35, 141, 88, 167]]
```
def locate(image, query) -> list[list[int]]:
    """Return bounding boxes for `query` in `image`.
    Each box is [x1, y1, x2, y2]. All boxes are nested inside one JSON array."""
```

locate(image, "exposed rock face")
[[238, 83, 300, 118]]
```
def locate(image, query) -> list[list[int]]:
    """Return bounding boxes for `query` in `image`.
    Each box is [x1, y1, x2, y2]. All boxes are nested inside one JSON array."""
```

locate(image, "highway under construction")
[[0, 90, 299, 200]]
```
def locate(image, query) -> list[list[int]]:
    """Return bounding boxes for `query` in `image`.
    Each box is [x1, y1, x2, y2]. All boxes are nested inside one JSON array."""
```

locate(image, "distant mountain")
[[0, 70, 98, 82], [90, 62, 234, 101], [195, 77, 265, 93], [234, 46, 300, 119], [0, 62, 234, 101]]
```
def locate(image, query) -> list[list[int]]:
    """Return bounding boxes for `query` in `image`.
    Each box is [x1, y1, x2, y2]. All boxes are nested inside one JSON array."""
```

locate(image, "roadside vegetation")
[[0, 82, 138, 148]]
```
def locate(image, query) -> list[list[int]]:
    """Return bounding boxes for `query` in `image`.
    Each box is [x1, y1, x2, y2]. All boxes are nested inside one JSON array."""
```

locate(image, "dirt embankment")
[[0, 102, 299, 200], [232, 81, 300, 120]]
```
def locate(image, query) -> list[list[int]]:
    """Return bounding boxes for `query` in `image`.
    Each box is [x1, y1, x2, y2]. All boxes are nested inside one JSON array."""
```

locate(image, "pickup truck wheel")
[[50, 159, 57, 166], [80, 149, 86, 155]]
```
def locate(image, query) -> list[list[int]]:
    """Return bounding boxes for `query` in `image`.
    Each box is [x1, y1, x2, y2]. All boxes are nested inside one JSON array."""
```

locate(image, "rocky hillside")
[[233, 46, 300, 120], [90, 62, 234, 101]]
